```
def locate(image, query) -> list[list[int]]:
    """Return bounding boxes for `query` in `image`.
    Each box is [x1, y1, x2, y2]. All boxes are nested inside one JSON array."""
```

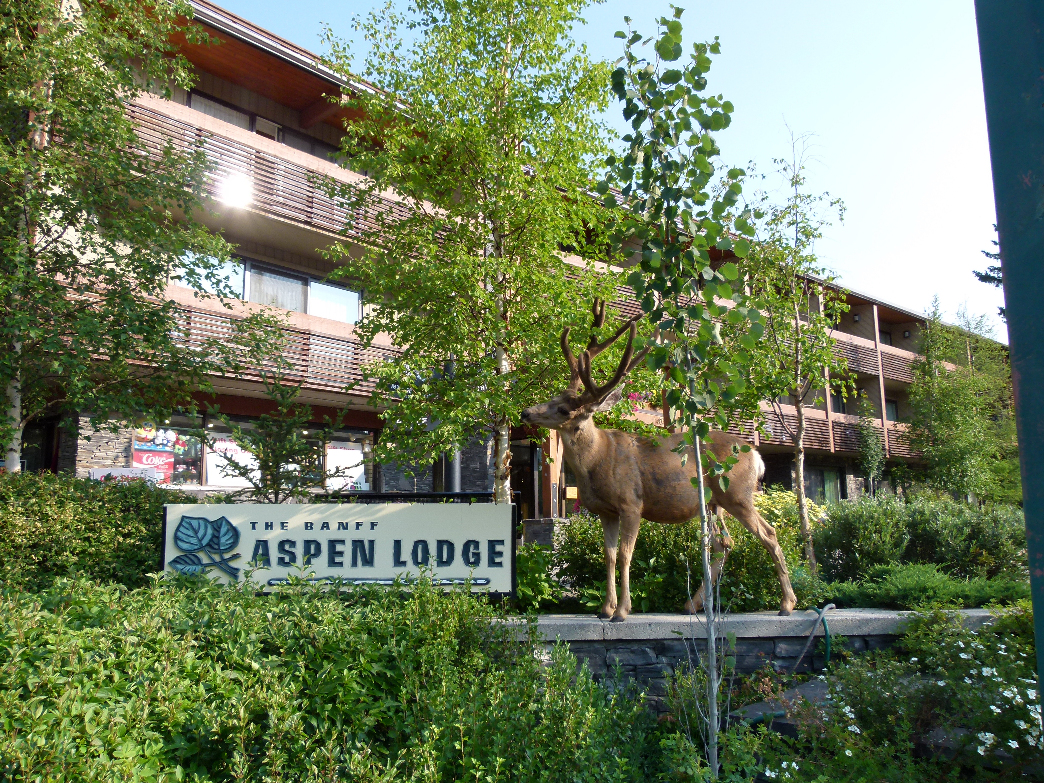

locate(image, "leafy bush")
[[0, 471, 197, 590], [814, 494, 910, 582], [0, 576, 658, 781], [658, 604, 1041, 781], [816, 494, 1026, 584], [515, 543, 562, 611], [904, 496, 1026, 579], [818, 563, 1030, 610]]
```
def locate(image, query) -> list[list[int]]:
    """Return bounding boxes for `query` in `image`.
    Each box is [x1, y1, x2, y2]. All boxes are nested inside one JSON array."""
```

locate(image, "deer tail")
[[752, 448, 766, 483]]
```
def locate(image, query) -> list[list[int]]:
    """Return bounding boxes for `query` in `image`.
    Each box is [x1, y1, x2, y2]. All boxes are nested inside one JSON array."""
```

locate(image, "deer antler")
[[560, 298, 650, 402]]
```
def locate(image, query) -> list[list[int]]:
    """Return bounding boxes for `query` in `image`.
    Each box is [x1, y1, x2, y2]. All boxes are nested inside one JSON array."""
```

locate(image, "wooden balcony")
[[176, 303, 397, 396], [130, 96, 409, 244]]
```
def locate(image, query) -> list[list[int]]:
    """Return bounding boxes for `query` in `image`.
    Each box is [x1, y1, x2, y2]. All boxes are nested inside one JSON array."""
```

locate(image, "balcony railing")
[[177, 304, 396, 395], [130, 100, 410, 245]]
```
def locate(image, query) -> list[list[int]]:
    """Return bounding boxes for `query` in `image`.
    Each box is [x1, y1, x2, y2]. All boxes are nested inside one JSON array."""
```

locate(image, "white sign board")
[[163, 503, 515, 593]]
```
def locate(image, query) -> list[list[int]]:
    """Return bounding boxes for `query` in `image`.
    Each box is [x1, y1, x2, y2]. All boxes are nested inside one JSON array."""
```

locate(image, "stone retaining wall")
[[536, 609, 993, 711]]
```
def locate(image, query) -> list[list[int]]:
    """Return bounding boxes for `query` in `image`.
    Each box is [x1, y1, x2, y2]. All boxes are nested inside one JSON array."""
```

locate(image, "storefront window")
[[204, 420, 259, 487], [325, 432, 373, 491], [132, 415, 203, 485]]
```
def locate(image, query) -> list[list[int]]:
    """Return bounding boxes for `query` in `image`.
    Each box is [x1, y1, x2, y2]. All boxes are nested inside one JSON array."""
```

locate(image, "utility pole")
[[974, 0, 1044, 705]]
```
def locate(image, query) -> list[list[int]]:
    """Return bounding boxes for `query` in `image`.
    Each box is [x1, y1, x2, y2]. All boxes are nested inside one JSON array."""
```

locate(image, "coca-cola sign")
[[133, 449, 174, 480]]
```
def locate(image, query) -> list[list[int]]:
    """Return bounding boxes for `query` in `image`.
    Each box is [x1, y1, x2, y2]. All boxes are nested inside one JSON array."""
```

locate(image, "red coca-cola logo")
[[134, 452, 174, 468]]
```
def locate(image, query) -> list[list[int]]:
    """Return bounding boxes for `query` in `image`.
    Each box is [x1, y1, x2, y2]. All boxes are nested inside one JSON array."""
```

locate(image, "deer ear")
[[591, 387, 624, 413]]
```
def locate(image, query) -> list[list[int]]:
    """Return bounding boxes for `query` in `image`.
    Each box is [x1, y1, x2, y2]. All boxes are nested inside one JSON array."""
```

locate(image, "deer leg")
[[684, 510, 733, 614], [599, 514, 620, 620], [721, 500, 797, 616], [611, 512, 642, 622]]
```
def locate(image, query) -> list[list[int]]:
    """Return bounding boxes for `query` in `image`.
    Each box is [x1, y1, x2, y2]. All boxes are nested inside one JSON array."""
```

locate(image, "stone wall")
[[59, 416, 135, 478], [536, 609, 993, 712]]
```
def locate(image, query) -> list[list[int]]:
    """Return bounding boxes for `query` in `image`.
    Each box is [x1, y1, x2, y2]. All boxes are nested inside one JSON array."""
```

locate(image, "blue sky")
[[211, 0, 1005, 339]]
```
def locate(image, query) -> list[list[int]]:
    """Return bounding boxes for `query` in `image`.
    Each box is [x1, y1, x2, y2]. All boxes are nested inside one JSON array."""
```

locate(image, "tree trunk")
[[493, 343, 511, 504], [693, 432, 719, 778], [4, 342, 21, 473], [793, 400, 817, 575]]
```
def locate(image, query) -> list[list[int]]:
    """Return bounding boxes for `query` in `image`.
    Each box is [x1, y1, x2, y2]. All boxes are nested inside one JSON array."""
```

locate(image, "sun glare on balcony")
[[218, 172, 253, 208]]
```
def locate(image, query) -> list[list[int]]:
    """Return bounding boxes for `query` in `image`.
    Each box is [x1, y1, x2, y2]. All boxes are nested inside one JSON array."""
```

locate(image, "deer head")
[[521, 299, 650, 429]]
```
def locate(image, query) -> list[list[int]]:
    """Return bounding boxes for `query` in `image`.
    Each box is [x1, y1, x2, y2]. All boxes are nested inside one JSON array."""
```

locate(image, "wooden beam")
[[300, 96, 341, 129]]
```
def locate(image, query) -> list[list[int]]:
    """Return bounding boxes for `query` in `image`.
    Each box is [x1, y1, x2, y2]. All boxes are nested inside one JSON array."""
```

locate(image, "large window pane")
[[309, 280, 359, 323], [204, 421, 258, 487], [249, 265, 306, 312], [132, 415, 202, 485], [190, 93, 251, 130], [326, 440, 370, 491]]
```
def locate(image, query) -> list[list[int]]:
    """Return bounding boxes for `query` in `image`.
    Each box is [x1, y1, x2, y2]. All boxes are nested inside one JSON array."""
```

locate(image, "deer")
[[520, 300, 797, 622]]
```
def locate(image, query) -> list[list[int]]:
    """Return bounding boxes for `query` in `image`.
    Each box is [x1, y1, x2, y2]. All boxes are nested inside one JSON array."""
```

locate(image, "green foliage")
[[659, 605, 1040, 781], [203, 375, 354, 503], [816, 494, 1027, 583], [743, 141, 849, 569], [321, 0, 620, 498], [907, 300, 1020, 503], [0, 471, 195, 590], [819, 563, 1029, 610], [814, 495, 911, 582], [0, 0, 279, 465], [855, 393, 886, 495], [554, 492, 1027, 613], [0, 576, 660, 781], [514, 543, 562, 611]]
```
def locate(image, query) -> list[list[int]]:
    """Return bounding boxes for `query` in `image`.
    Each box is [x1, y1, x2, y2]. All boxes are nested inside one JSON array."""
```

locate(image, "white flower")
[[1008, 740, 1018, 749], [1028, 689, 1038, 701], [991, 705, 1002, 714], [977, 732, 996, 746], [977, 746, 986, 755], [848, 725, 861, 734], [844, 750, 853, 757], [764, 770, 777, 779], [910, 657, 918, 663], [959, 653, 971, 660], [841, 706, 855, 719], [1016, 720, 1028, 729], [958, 641, 965, 648], [964, 677, 973, 684], [936, 681, 946, 686]]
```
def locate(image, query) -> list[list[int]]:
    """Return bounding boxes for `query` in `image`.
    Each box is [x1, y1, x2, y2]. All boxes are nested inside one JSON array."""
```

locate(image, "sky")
[[211, 0, 1006, 340]]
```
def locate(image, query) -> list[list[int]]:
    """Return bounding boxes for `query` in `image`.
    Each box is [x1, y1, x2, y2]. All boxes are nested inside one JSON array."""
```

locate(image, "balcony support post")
[[871, 304, 890, 458]]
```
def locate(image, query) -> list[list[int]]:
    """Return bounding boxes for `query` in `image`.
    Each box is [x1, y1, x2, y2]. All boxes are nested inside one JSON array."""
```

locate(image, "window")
[[325, 433, 373, 491], [283, 128, 340, 162], [309, 280, 360, 323], [249, 264, 308, 313], [132, 415, 203, 485], [204, 419, 259, 487], [189, 92, 251, 130], [885, 399, 899, 422], [804, 467, 844, 505], [879, 330, 893, 346], [829, 391, 847, 415]]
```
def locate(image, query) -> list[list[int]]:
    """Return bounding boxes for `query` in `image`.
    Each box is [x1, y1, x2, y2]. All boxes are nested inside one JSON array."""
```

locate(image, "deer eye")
[[557, 405, 571, 416]]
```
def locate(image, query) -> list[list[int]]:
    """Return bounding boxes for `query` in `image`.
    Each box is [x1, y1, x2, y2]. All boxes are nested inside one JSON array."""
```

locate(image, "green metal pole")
[[974, 0, 1044, 700]]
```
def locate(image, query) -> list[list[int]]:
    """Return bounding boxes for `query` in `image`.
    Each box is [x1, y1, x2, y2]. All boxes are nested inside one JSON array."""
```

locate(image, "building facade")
[[23, 0, 926, 513]]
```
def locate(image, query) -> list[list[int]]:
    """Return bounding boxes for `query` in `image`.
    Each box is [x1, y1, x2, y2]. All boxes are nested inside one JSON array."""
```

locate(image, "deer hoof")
[[778, 606, 794, 616], [609, 614, 627, 623]]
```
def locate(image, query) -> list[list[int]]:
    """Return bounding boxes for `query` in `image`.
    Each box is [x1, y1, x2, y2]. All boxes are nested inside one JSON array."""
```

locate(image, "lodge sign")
[[162, 503, 515, 593]]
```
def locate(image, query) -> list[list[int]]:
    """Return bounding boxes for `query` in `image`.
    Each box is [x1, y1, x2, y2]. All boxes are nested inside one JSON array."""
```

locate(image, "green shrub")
[[819, 563, 1030, 610], [814, 494, 910, 582], [0, 576, 658, 781], [0, 471, 196, 590], [514, 543, 562, 611], [904, 496, 1026, 579]]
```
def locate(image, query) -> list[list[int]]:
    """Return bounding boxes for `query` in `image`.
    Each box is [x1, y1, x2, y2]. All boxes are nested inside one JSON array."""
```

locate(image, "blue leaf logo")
[[171, 515, 242, 579]]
